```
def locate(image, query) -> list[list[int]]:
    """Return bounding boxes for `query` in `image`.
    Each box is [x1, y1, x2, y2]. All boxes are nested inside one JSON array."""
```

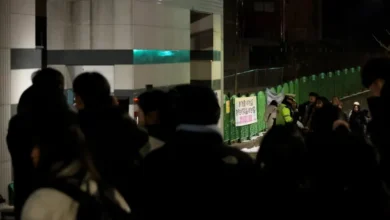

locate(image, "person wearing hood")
[[264, 100, 278, 130], [137, 90, 173, 152], [72, 72, 148, 219]]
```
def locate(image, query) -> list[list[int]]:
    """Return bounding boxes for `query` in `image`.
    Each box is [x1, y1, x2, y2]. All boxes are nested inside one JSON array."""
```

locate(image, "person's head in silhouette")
[[169, 85, 220, 126], [31, 68, 65, 90], [73, 72, 112, 110]]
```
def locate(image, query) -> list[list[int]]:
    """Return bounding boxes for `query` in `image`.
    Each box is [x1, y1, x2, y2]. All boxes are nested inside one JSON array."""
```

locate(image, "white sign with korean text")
[[235, 96, 258, 126]]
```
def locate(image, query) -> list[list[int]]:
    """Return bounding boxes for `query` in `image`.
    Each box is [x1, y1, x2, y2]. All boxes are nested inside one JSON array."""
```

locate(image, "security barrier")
[[223, 66, 364, 143]]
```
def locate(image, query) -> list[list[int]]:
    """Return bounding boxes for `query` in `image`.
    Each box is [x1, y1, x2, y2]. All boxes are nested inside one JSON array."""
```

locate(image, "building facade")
[[0, 0, 224, 198]]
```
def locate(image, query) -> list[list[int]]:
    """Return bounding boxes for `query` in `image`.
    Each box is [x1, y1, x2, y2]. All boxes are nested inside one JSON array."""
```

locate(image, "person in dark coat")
[[255, 124, 309, 218], [349, 103, 367, 137], [137, 90, 174, 153], [144, 85, 254, 220], [7, 68, 72, 220], [299, 92, 318, 125], [72, 72, 149, 219]]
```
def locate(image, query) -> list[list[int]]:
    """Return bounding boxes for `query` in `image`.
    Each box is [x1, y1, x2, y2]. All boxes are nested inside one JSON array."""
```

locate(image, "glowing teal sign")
[[133, 49, 190, 64]]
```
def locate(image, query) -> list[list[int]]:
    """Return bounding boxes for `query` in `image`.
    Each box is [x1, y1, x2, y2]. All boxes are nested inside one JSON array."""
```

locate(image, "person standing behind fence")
[[264, 100, 278, 130]]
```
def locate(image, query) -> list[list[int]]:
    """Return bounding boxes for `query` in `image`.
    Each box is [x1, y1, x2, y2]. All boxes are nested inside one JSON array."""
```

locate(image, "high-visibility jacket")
[[275, 103, 293, 125]]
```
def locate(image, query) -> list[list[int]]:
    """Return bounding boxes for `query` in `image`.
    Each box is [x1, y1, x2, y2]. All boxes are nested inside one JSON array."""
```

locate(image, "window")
[[254, 1, 275, 12]]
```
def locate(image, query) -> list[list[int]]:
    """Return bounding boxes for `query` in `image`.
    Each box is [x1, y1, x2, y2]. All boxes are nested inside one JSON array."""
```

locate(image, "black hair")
[[137, 90, 167, 115], [168, 84, 220, 126], [361, 57, 390, 88], [73, 72, 112, 109], [32, 68, 65, 90], [256, 124, 307, 182], [316, 96, 330, 106], [270, 100, 278, 106], [17, 85, 69, 114], [309, 92, 319, 97]]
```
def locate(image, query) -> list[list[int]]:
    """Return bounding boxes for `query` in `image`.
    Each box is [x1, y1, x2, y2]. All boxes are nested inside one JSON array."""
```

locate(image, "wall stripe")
[[190, 50, 221, 61], [47, 50, 134, 65], [45, 50, 220, 65], [11, 49, 42, 69]]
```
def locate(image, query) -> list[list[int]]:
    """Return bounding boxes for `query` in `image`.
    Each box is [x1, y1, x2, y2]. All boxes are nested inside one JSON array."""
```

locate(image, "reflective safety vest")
[[275, 103, 293, 125]]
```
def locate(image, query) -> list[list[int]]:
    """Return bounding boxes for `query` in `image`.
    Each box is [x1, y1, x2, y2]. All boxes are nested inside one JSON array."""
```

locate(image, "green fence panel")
[[223, 95, 230, 142], [309, 74, 318, 95], [239, 95, 250, 141], [277, 85, 283, 94], [229, 95, 238, 142], [257, 91, 267, 132], [342, 69, 349, 96], [295, 79, 300, 104], [318, 73, 327, 98], [283, 82, 289, 94], [349, 67, 357, 94], [270, 87, 277, 94], [327, 72, 335, 98], [334, 70, 342, 98], [299, 77, 308, 104], [289, 81, 295, 95], [249, 93, 258, 137]]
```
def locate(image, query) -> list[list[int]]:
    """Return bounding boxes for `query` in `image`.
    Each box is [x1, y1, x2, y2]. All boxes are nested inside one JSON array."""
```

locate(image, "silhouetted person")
[[20, 98, 129, 220], [7, 68, 69, 220], [137, 90, 173, 153], [144, 85, 254, 220], [255, 124, 309, 218], [73, 72, 148, 219]]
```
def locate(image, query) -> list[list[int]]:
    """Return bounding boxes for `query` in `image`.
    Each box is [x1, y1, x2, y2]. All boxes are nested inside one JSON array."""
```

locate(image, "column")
[[0, 0, 12, 199], [47, 0, 72, 89], [0, 0, 37, 199], [190, 14, 223, 129]]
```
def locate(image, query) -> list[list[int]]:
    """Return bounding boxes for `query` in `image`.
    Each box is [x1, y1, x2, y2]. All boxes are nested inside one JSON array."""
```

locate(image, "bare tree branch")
[[373, 34, 390, 51]]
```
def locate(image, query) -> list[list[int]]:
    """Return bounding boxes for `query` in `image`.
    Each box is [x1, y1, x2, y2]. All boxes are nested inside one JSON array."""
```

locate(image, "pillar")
[[190, 14, 224, 129], [0, 0, 37, 199]]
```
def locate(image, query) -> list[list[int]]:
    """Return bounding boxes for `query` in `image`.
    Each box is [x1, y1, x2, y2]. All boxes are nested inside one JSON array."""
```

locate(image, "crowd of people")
[[5, 57, 390, 220]]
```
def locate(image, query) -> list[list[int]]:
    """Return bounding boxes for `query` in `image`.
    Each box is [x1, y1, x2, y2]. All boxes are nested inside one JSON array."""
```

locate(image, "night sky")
[[322, 0, 390, 44]]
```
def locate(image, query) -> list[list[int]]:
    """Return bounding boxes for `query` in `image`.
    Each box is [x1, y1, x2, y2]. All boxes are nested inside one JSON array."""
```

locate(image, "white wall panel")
[[113, 0, 132, 25], [114, 65, 134, 90], [92, 25, 114, 49], [10, 69, 36, 104], [114, 25, 133, 49], [11, 0, 35, 15], [92, 0, 114, 25], [10, 14, 35, 48]]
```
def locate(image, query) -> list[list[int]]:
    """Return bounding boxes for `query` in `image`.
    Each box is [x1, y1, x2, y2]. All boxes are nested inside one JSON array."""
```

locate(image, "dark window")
[[254, 2, 275, 12]]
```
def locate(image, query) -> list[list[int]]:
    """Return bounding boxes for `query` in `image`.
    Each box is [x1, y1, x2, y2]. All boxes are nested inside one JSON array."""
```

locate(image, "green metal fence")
[[223, 66, 364, 143]]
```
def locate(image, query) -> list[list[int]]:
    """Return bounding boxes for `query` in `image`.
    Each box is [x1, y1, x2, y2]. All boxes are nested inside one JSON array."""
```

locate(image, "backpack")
[[49, 179, 131, 220]]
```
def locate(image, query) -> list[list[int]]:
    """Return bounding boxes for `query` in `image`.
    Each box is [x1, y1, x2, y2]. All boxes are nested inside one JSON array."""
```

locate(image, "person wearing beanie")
[[73, 72, 148, 218], [144, 85, 254, 220], [137, 89, 173, 152]]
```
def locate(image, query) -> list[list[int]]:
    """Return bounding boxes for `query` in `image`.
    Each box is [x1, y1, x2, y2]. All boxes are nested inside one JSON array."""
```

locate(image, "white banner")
[[266, 88, 285, 105], [235, 96, 258, 126]]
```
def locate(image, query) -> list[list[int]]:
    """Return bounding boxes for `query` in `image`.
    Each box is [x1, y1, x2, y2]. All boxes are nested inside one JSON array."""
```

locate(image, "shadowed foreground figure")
[[7, 68, 71, 220], [73, 72, 148, 219], [144, 85, 254, 220]]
